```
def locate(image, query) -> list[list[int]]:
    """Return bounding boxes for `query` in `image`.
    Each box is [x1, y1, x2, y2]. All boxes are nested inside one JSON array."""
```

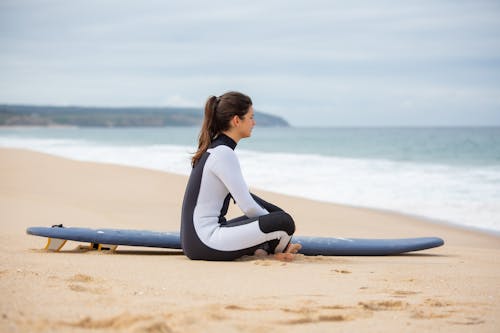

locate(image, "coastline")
[[1, 147, 499, 332]]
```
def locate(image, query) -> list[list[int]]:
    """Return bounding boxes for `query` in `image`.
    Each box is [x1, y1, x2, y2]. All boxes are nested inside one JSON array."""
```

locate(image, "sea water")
[[1, 126, 499, 234]]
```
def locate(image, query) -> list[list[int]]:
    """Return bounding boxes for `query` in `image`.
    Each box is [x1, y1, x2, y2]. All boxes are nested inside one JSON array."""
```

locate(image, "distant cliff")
[[0, 104, 289, 127]]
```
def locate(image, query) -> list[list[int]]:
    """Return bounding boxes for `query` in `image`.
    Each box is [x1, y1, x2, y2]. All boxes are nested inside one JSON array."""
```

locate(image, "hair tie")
[[213, 96, 221, 113], [212, 96, 219, 117]]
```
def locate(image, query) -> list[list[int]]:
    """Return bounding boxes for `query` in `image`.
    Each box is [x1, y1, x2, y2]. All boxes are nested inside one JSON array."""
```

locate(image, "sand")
[[1, 147, 499, 333]]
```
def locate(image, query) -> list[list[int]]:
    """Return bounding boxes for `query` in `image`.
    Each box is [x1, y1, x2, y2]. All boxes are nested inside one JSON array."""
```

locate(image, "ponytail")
[[192, 96, 218, 166], [191, 92, 252, 167]]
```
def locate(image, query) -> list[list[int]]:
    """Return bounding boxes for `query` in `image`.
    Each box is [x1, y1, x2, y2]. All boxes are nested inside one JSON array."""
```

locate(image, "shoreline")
[[1, 126, 498, 236], [2, 145, 499, 238], [2, 146, 498, 245], [316, 199, 500, 239], [1, 147, 500, 332]]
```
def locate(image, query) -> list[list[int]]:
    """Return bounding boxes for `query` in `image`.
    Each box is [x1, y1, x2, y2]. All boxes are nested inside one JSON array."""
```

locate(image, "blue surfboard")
[[26, 226, 444, 256]]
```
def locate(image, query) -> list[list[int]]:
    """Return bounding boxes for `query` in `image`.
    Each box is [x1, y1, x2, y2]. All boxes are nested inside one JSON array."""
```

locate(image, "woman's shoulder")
[[207, 145, 238, 164], [209, 143, 235, 153]]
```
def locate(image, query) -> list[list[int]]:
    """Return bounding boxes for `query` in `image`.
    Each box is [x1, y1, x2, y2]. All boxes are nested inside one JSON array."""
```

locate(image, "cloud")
[[1, 0, 499, 125]]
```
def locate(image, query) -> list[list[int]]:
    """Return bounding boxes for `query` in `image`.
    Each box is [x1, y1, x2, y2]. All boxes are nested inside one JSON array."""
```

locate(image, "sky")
[[1, 0, 500, 126]]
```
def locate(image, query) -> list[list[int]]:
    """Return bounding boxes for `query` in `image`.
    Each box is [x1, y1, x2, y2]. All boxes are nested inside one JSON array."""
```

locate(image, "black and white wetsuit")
[[181, 134, 296, 261]]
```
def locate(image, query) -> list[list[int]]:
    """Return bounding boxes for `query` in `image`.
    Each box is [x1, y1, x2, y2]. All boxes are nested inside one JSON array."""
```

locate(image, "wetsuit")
[[181, 134, 296, 261]]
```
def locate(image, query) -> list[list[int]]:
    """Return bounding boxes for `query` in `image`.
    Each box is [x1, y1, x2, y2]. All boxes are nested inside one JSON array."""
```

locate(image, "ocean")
[[1, 126, 499, 234]]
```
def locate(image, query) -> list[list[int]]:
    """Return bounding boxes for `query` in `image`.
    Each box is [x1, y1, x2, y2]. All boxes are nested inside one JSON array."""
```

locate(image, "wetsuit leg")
[[249, 194, 294, 252], [222, 214, 276, 253], [184, 211, 295, 261], [221, 210, 295, 254]]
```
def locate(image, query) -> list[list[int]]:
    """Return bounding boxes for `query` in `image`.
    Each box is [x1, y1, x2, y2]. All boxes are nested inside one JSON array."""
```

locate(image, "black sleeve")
[[250, 193, 284, 213]]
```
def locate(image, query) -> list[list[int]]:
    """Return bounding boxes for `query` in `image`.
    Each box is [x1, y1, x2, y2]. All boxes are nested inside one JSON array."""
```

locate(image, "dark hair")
[[192, 91, 252, 166]]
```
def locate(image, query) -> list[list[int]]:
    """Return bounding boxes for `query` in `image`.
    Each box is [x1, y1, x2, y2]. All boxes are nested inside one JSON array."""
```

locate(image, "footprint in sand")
[[332, 269, 351, 274], [412, 298, 481, 322], [424, 298, 453, 307], [284, 314, 351, 324], [448, 317, 485, 326], [66, 274, 107, 294], [68, 274, 94, 283], [358, 300, 408, 311], [412, 310, 451, 319], [225, 304, 249, 311], [279, 303, 373, 325], [390, 290, 421, 298], [59, 313, 173, 332]]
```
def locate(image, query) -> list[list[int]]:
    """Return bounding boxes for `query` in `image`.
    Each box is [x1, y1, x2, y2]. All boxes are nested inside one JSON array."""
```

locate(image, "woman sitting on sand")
[[180, 91, 301, 261]]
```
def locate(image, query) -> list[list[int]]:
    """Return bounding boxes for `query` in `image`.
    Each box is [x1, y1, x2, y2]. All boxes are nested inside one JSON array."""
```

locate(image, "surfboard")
[[26, 226, 444, 256]]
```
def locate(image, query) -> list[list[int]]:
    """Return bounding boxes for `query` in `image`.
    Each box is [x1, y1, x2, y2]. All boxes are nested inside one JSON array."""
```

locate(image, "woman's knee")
[[258, 211, 295, 235]]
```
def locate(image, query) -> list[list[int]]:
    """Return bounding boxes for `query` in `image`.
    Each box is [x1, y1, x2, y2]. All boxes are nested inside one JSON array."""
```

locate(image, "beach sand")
[[1, 147, 499, 332]]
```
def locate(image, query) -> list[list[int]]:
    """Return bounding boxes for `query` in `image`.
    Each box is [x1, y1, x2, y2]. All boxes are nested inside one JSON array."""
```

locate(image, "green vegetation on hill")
[[0, 105, 289, 127]]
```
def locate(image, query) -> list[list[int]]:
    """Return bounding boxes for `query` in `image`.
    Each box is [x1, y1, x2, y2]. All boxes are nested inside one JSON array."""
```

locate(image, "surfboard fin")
[[43, 238, 117, 253], [44, 238, 67, 251], [90, 243, 118, 252]]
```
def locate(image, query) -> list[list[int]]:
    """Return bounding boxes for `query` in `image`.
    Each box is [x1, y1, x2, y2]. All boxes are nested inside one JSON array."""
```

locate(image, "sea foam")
[[1, 135, 499, 233]]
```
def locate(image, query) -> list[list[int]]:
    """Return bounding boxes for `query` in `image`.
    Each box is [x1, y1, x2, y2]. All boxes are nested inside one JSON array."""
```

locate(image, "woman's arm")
[[210, 147, 269, 218], [251, 193, 283, 213]]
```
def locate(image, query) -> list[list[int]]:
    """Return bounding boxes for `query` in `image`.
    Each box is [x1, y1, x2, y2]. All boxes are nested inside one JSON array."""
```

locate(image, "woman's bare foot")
[[286, 243, 302, 254], [274, 243, 302, 261], [274, 252, 293, 261]]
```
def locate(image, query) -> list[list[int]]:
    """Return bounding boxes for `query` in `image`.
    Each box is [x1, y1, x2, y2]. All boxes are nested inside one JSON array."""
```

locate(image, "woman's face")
[[239, 106, 256, 138]]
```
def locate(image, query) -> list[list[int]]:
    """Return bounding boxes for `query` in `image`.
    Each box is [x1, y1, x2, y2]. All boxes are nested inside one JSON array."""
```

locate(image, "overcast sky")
[[1, 0, 499, 126]]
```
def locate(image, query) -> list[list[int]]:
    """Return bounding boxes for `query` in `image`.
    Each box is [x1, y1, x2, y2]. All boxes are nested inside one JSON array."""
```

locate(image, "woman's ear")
[[231, 115, 241, 127]]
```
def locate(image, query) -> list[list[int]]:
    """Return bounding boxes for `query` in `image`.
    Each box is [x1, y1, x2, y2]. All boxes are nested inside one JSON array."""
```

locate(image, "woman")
[[180, 91, 301, 261]]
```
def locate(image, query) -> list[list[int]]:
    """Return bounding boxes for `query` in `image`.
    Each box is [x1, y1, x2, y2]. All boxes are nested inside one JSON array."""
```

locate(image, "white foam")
[[237, 149, 500, 232], [2, 136, 499, 233], [0, 137, 193, 175]]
